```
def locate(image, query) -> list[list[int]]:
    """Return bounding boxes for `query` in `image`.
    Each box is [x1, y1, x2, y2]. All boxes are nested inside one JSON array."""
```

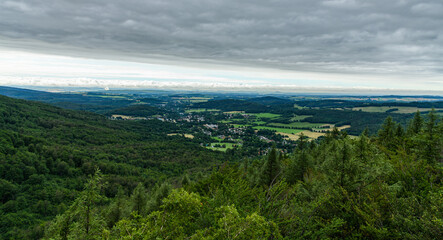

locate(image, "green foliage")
[[1, 94, 442, 239], [44, 169, 107, 240], [112, 189, 281, 239], [107, 104, 164, 117], [0, 95, 226, 239], [260, 147, 281, 186], [130, 183, 147, 215], [408, 110, 423, 134]]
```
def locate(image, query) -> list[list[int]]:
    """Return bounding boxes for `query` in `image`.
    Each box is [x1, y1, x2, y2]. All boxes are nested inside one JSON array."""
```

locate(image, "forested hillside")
[[0, 95, 227, 239], [40, 110, 442, 239], [0, 94, 442, 239]]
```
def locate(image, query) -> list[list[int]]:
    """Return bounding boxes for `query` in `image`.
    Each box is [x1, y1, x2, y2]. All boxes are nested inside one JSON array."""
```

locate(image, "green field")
[[206, 142, 238, 152], [211, 136, 224, 142], [248, 113, 281, 119], [231, 124, 251, 128], [252, 121, 267, 125], [219, 120, 233, 123], [253, 126, 304, 134], [268, 122, 325, 128], [293, 103, 308, 109], [185, 108, 220, 113], [224, 111, 245, 114]]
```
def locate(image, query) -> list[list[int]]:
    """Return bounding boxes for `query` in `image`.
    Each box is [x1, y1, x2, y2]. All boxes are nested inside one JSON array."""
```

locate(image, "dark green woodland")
[[0, 93, 441, 239]]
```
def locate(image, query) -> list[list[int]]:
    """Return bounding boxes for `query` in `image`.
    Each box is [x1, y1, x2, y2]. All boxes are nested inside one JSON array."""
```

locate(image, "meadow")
[[206, 142, 238, 151], [185, 108, 220, 113], [253, 126, 304, 134], [248, 113, 281, 119], [268, 122, 325, 129]]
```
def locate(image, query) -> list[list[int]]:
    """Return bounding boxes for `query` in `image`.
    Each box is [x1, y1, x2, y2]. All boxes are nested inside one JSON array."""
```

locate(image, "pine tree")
[[408, 110, 423, 134], [130, 183, 147, 215], [356, 133, 369, 163], [45, 168, 106, 240], [286, 150, 310, 184], [395, 124, 404, 138], [181, 174, 191, 188], [297, 133, 308, 151], [362, 127, 370, 137], [260, 147, 281, 186], [423, 109, 440, 164], [378, 116, 396, 149], [105, 188, 128, 229]]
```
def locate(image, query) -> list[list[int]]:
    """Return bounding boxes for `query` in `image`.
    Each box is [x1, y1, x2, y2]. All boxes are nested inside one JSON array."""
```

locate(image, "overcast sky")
[[0, 0, 442, 94]]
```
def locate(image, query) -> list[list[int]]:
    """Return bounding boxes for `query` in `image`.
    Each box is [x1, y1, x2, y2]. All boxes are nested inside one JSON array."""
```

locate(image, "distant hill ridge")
[[107, 104, 165, 117], [246, 96, 292, 105], [192, 98, 272, 112]]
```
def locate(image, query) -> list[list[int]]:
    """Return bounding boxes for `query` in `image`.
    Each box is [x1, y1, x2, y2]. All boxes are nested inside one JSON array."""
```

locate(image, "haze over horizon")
[[0, 0, 442, 94]]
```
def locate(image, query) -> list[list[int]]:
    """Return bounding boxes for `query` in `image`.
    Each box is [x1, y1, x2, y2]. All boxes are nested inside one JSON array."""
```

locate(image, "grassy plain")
[[248, 113, 281, 119], [224, 111, 245, 114], [206, 142, 238, 152], [186, 108, 220, 113], [268, 122, 324, 128], [253, 126, 304, 134], [167, 133, 195, 139]]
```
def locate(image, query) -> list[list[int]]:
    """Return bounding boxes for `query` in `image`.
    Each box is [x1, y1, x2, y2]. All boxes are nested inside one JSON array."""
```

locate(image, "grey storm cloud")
[[1, 0, 443, 77]]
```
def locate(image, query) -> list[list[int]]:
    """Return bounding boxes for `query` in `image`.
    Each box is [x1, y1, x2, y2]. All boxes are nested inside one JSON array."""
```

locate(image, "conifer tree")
[[286, 150, 309, 184], [260, 147, 281, 186], [130, 183, 147, 215], [146, 182, 172, 213], [407, 110, 423, 134], [395, 124, 404, 138], [356, 133, 369, 163], [423, 109, 440, 164], [181, 174, 191, 187], [378, 116, 396, 149], [297, 133, 308, 151], [362, 127, 370, 137], [105, 188, 127, 229], [45, 169, 106, 240]]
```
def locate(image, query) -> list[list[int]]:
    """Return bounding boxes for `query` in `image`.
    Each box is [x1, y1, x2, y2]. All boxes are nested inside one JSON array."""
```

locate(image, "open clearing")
[[206, 142, 238, 152], [167, 133, 194, 139], [248, 113, 281, 119], [186, 108, 220, 113], [280, 131, 325, 141], [224, 111, 245, 114], [293, 103, 308, 109], [337, 125, 351, 131], [269, 122, 325, 128], [253, 126, 304, 134], [231, 124, 251, 128]]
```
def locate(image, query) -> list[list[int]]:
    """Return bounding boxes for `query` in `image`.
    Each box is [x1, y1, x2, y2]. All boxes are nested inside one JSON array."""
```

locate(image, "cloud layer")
[[0, 0, 442, 90]]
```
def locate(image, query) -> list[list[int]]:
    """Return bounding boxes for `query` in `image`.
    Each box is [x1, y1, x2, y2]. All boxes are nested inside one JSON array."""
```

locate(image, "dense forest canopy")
[[0, 91, 441, 239], [0, 95, 227, 239]]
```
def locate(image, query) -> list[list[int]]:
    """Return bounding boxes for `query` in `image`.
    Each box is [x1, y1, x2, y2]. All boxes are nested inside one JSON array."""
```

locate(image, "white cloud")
[[0, 50, 441, 95], [0, 0, 442, 93]]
